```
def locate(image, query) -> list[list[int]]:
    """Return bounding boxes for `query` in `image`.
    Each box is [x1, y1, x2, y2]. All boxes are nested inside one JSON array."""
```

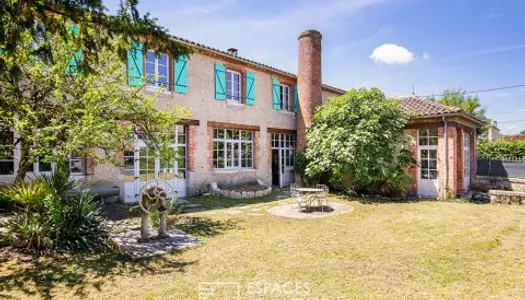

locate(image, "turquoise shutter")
[[174, 55, 188, 94], [293, 84, 298, 113], [245, 71, 255, 106], [272, 78, 281, 110], [214, 63, 226, 100], [66, 25, 81, 75], [126, 41, 143, 87]]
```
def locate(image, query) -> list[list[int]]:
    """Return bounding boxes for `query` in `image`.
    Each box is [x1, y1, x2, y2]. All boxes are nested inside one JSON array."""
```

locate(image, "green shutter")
[[174, 55, 188, 94], [245, 71, 255, 106], [127, 41, 143, 86], [272, 78, 281, 110], [214, 63, 226, 100], [66, 25, 81, 75], [293, 84, 298, 113]]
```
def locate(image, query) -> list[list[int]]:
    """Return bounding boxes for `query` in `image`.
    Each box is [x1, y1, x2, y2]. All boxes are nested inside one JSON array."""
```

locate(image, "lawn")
[[2, 194, 525, 299]]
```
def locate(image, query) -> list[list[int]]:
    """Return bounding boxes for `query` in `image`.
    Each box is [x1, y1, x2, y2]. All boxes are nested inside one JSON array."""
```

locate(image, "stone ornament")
[[138, 179, 176, 241]]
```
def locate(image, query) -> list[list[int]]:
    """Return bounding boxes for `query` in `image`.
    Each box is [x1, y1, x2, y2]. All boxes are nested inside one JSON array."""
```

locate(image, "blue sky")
[[106, 0, 525, 133]]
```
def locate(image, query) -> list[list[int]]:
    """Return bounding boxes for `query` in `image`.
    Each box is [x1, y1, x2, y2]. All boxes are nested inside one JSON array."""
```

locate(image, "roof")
[[399, 96, 461, 117], [172, 35, 346, 95], [398, 96, 487, 126]]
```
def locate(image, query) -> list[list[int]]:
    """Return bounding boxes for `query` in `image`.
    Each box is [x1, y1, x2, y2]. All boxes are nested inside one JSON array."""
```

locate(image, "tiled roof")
[[172, 35, 346, 94], [398, 96, 462, 117]]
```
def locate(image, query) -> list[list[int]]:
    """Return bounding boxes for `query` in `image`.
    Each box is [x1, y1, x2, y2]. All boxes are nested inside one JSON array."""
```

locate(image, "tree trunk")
[[15, 142, 32, 184]]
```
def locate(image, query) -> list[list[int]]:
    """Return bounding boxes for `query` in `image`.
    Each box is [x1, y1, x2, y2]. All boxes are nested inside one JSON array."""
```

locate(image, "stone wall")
[[476, 176, 525, 192]]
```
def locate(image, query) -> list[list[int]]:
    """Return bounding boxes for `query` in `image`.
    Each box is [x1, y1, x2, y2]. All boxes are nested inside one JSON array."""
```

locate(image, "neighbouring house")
[[487, 120, 501, 141], [0, 29, 485, 200]]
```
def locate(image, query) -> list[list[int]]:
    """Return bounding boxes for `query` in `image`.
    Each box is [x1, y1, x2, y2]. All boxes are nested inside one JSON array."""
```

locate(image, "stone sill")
[[478, 176, 525, 184]]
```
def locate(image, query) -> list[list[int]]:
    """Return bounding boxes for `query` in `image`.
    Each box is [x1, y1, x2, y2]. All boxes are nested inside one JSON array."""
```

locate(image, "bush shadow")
[[0, 251, 195, 300]]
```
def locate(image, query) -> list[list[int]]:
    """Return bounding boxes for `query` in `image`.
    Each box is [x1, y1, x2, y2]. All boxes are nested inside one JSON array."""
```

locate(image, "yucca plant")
[[1, 212, 53, 257], [0, 181, 50, 213]]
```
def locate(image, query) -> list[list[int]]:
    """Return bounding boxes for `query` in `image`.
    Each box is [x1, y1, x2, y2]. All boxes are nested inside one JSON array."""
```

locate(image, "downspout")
[[442, 116, 448, 199]]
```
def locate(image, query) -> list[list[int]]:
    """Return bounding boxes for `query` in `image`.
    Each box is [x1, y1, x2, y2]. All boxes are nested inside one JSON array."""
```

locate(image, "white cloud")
[[422, 52, 430, 60], [369, 44, 415, 65]]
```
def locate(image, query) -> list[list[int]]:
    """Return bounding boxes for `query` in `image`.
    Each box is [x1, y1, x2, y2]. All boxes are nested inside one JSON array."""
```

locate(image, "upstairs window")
[[146, 50, 169, 89], [279, 84, 290, 111], [226, 70, 241, 102]]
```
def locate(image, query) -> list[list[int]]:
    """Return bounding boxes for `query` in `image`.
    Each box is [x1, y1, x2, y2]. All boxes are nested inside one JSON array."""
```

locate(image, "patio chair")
[[290, 183, 305, 210], [316, 184, 330, 212]]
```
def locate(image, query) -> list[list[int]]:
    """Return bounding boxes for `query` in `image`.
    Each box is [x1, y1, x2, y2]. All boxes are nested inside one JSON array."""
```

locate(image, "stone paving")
[[109, 220, 201, 259]]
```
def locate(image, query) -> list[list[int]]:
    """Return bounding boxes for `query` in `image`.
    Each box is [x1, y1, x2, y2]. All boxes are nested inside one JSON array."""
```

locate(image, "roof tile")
[[398, 96, 461, 117]]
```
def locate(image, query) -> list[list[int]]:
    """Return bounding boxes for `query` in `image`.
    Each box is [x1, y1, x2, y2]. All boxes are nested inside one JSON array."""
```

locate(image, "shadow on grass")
[[0, 251, 196, 300], [169, 216, 241, 237]]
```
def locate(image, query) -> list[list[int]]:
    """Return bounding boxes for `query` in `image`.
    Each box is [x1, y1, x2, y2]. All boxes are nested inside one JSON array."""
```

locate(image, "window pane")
[[419, 137, 428, 146], [226, 130, 233, 139], [158, 54, 168, 65], [429, 137, 438, 146], [429, 150, 437, 159], [421, 170, 429, 179], [39, 161, 52, 172], [146, 51, 155, 63], [232, 130, 240, 140], [429, 170, 438, 179], [421, 150, 428, 159], [429, 128, 438, 137], [70, 159, 84, 173], [429, 159, 437, 169], [0, 162, 14, 175], [421, 159, 429, 169]]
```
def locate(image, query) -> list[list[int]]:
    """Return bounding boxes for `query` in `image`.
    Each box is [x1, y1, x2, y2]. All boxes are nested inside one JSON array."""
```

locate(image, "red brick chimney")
[[297, 29, 322, 150]]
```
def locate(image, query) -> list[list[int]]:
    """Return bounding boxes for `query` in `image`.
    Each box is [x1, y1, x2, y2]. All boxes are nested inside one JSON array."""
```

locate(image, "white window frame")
[[125, 125, 187, 182], [213, 129, 253, 169], [418, 129, 438, 180], [226, 70, 242, 103], [271, 133, 296, 167], [279, 84, 290, 111], [145, 50, 170, 90]]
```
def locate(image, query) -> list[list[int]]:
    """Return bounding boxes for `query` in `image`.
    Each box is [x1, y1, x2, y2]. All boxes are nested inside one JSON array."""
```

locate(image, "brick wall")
[[187, 125, 198, 171]]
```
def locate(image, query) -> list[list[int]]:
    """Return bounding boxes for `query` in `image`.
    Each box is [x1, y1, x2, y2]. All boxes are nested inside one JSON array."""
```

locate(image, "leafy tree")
[[304, 88, 416, 196], [430, 89, 486, 119], [519, 130, 525, 135], [0, 27, 191, 182], [0, 0, 191, 79]]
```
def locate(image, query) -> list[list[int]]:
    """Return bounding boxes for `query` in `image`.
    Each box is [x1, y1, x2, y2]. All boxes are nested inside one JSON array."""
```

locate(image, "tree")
[[304, 88, 416, 196], [0, 0, 191, 79], [430, 89, 486, 119], [0, 27, 191, 182]]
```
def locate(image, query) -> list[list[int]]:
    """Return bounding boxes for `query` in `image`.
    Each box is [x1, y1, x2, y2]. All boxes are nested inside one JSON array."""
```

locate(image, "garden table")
[[296, 188, 323, 211]]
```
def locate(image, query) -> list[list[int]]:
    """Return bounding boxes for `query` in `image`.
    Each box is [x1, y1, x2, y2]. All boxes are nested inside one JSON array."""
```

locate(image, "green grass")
[[2, 195, 525, 299]]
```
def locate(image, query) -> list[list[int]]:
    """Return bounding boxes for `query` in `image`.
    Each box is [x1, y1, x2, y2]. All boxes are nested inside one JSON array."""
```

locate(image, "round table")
[[295, 188, 323, 211]]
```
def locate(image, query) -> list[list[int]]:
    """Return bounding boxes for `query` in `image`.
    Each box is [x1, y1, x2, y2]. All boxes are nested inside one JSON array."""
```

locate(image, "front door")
[[271, 133, 296, 188], [272, 149, 279, 186], [463, 132, 471, 191], [417, 129, 439, 197]]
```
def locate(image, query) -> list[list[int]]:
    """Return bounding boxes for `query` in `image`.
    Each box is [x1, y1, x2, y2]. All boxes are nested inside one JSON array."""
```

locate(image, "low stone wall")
[[489, 190, 525, 205], [210, 179, 272, 199], [476, 176, 525, 192]]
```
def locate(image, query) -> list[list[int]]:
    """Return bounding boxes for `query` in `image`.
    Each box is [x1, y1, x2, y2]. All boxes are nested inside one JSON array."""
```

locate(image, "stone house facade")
[[0, 29, 484, 200]]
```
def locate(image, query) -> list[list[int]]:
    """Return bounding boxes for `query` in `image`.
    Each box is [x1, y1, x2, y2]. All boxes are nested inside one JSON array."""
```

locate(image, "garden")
[[2, 189, 525, 299]]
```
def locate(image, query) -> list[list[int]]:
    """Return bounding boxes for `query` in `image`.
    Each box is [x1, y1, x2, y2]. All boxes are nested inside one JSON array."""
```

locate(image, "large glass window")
[[146, 50, 169, 89], [0, 130, 14, 175], [226, 70, 241, 102], [123, 125, 187, 182], [418, 129, 438, 180], [213, 129, 253, 169], [279, 84, 290, 111]]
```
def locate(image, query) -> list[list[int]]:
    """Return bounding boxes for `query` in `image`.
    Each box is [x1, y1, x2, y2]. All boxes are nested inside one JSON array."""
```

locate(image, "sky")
[[105, 0, 525, 134]]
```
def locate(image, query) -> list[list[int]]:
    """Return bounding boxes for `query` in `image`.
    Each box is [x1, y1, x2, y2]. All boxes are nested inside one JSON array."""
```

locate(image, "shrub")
[[477, 140, 525, 159], [304, 88, 416, 197], [0, 164, 108, 255]]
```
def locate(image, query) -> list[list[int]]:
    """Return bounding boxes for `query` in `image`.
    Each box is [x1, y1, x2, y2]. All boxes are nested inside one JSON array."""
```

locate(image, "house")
[[0, 29, 485, 200]]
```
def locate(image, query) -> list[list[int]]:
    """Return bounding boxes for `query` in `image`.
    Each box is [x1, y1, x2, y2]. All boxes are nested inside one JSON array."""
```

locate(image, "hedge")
[[477, 140, 525, 159]]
